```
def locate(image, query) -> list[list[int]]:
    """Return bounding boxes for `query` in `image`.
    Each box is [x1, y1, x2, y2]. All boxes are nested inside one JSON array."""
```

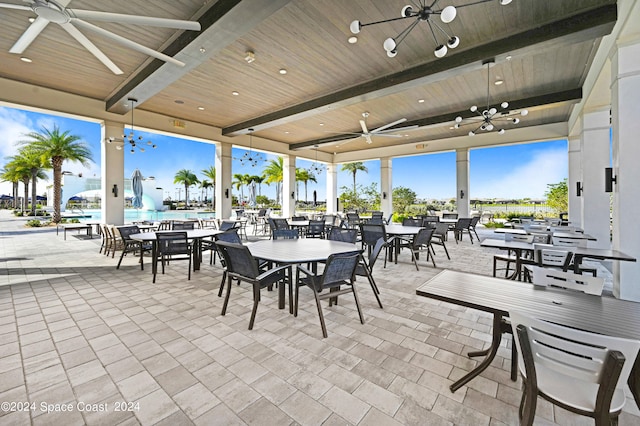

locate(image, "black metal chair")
[[327, 227, 358, 243], [115, 225, 152, 270], [468, 216, 480, 240], [219, 220, 241, 231], [398, 227, 436, 270], [430, 222, 451, 260], [172, 221, 195, 230], [213, 230, 242, 297], [216, 241, 290, 330], [153, 232, 192, 283], [452, 218, 473, 243], [306, 219, 326, 238], [354, 238, 384, 309], [359, 223, 394, 267], [296, 251, 364, 338]]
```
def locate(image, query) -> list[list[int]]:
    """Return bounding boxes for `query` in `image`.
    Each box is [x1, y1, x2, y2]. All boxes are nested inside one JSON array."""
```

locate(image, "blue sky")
[[0, 105, 567, 201]]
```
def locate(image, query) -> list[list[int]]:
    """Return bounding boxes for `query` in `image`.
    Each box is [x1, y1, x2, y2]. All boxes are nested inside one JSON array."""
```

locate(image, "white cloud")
[[474, 148, 567, 199]]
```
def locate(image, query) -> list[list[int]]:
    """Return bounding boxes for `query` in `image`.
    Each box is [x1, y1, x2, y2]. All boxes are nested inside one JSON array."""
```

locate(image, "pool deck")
[[0, 210, 637, 425]]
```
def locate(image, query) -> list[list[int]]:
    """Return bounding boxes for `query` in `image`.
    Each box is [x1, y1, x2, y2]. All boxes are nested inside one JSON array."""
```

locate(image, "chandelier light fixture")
[[454, 58, 528, 136], [308, 145, 325, 175], [350, 0, 513, 58], [107, 98, 156, 153], [238, 129, 264, 168]]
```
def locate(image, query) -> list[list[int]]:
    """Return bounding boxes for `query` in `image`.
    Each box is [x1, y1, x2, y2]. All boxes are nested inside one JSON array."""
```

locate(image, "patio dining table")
[[130, 229, 222, 275], [385, 224, 424, 263], [416, 269, 640, 405], [247, 239, 359, 310]]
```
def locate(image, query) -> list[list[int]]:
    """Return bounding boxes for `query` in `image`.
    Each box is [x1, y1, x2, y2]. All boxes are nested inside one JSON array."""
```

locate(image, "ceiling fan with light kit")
[[1, 0, 201, 74], [328, 112, 418, 146]]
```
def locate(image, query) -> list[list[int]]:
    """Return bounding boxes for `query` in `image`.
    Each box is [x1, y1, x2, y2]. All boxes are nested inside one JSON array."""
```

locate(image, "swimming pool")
[[75, 209, 217, 223]]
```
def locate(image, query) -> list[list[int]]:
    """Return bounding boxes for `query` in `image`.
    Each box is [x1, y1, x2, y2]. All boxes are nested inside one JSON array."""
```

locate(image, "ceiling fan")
[[330, 112, 418, 145], [0, 0, 201, 75]]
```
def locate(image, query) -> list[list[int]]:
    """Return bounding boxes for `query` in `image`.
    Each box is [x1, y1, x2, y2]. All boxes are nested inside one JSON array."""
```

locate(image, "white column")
[[456, 148, 470, 217], [567, 136, 582, 228], [215, 142, 232, 219], [326, 163, 338, 214], [580, 108, 611, 250], [101, 121, 124, 225], [611, 38, 640, 301], [282, 155, 296, 218], [380, 157, 392, 217]]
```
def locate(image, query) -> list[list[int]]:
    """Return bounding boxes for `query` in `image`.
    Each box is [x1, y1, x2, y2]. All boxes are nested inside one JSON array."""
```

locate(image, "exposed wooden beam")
[[223, 4, 616, 136], [290, 88, 583, 150], [106, 0, 292, 114]]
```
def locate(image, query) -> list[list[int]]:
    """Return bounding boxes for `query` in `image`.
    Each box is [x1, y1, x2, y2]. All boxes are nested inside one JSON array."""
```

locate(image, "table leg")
[[193, 239, 201, 271], [450, 313, 504, 392]]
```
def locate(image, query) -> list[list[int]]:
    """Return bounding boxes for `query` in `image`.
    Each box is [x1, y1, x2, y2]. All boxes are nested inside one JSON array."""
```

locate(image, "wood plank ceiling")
[[0, 0, 617, 155]]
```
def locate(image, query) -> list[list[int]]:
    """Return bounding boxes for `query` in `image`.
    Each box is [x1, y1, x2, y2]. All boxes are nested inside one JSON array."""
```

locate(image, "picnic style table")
[[416, 269, 640, 405], [57, 223, 93, 240]]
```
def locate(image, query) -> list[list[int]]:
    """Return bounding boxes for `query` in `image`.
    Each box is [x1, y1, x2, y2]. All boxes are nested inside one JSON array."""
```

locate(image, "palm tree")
[[341, 162, 368, 194], [200, 179, 212, 206], [201, 166, 216, 208], [5, 155, 31, 213], [1, 161, 21, 210], [295, 168, 317, 203], [174, 169, 199, 207], [249, 175, 264, 196], [18, 146, 49, 215], [19, 125, 92, 223], [233, 173, 251, 203], [262, 157, 283, 205]]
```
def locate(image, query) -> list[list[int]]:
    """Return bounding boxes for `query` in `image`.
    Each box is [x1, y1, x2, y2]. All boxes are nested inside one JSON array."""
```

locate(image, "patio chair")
[[402, 218, 422, 227], [219, 220, 241, 232], [172, 221, 195, 230], [492, 233, 533, 278], [398, 227, 436, 270], [530, 266, 604, 295], [452, 218, 473, 244], [213, 230, 242, 297], [510, 310, 640, 426], [327, 227, 358, 243], [430, 222, 451, 260], [116, 225, 152, 270], [521, 243, 572, 282], [354, 238, 384, 309], [105, 225, 124, 258], [306, 219, 326, 238], [422, 215, 439, 228], [468, 216, 480, 240], [346, 212, 361, 229], [153, 232, 192, 283], [442, 212, 458, 220], [216, 241, 290, 330], [295, 251, 364, 338], [359, 223, 394, 267]]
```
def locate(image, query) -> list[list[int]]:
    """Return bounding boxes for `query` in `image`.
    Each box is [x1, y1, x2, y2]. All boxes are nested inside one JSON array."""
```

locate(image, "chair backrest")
[[116, 225, 140, 241], [544, 217, 562, 227], [360, 223, 386, 246], [532, 243, 572, 268], [371, 211, 383, 219], [442, 213, 458, 220], [412, 227, 435, 248], [327, 227, 358, 243], [505, 233, 533, 243], [308, 219, 325, 233], [172, 221, 195, 230], [272, 229, 299, 239], [215, 241, 260, 279], [530, 266, 604, 295], [523, 223, 546, 232], [321, 251, 361, 287], [550, 226, 581, 233], [367, 237, 386, 269], [214, 229, 241, 244], [432, 222, 449, 237], [157, 221, 171, 230], [510, 311, 640, 393], [402, 218, 422, 227], [469, 216, 480, 227], [454, 218, 472, 230], [156, 232, 190, 255], [219, 220, 240, 231], [552, 236, 587, 248], [323, 215, 338, 227], [367, 217, 384, 225], [257, 208, 267, 217], [346, 213, 361, 228], [272, 218, 290, 230], [291, 215, 307, 221], [529, 232, 550, 244]]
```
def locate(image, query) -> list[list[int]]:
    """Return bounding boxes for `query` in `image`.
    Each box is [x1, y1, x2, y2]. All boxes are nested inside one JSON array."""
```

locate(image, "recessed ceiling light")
[[506, 55, 512, 61], [348, 36, 358, 44], [279, 68, 287, 75], [319, 123, 324, 126], [494, 79, 504, 85], [174, 100, 184, 104], [20, 57, 32, 63], [232, 91, 239, 96], [284, 131, 290, 134], [418, 99, 425, 103], [199, 47, 206, 53], [197, 106, 205, 111], [28, 17, 35, 23]]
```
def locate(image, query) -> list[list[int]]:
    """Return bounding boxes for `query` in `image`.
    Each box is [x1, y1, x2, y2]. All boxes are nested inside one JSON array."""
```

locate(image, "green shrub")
[[482, 222, 505, 229], [26, 219, 43, 227]]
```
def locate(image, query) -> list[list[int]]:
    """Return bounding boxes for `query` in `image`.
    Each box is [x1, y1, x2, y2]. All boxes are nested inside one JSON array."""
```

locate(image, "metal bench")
[[57, 223, 93, 240]]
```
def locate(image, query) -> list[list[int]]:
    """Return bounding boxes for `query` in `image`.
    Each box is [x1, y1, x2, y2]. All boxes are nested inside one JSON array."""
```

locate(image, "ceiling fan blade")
[[371, 118, 407, 133], [60, 23, 123, 74], [359, 119, 369, 134], [9, 16, 48, 53], [364, 134, 373, 144], [376, 125, 419, 134], [324, 131, 365, 136], [0, 3, 31, 11], [372, 134, 404, 138], [69, 9, 201, 31], [72, 19, 186, 66], [335, 138, 359, 148]]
